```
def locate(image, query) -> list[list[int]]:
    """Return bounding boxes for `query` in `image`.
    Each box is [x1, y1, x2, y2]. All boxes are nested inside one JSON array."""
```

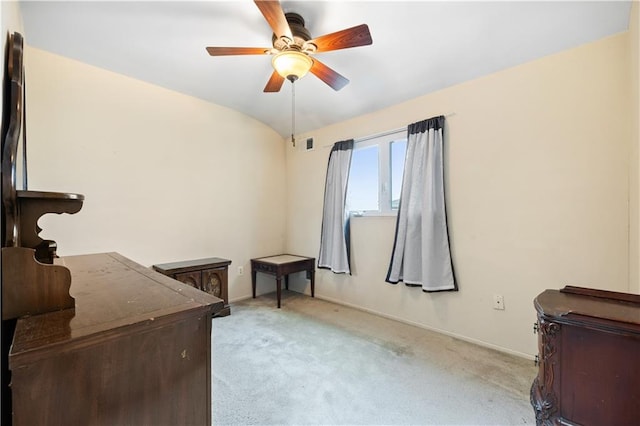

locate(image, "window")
[[347, 131, 407, 215]]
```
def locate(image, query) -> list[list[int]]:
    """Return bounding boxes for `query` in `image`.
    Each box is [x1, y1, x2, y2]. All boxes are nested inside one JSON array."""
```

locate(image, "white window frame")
[[349, 130, 406, 217]]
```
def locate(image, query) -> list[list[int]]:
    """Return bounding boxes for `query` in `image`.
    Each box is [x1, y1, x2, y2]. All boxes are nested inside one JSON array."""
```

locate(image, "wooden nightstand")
[[251, 254, 315, 308], [153, 257, 232, 317]]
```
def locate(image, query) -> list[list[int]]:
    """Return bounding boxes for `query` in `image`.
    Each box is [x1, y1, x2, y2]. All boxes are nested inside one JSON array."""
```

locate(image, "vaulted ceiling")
[[21, 1, 632, 137]]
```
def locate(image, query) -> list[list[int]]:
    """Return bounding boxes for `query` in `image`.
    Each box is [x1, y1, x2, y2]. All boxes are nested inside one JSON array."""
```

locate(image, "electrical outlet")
[[493, 295, 505, 310], [238, 266, 244, 276]]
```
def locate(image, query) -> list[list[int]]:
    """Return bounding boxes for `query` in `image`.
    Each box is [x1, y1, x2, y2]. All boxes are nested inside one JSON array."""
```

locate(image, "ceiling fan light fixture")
[[272, 51, 313, 82]]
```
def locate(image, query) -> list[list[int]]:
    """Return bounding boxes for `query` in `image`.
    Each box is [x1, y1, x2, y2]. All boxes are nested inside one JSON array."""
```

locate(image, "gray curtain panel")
[[318, 140, 354, 274], [386, 116, 457, 292]]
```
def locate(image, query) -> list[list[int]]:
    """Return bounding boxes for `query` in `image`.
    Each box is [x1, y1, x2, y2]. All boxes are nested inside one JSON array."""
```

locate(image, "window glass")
[[347, 145, 379, 212], [346, 130, 407, 215]]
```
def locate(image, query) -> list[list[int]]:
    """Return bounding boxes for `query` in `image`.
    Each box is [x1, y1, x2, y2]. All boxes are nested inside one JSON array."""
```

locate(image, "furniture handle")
[[533, 322, 539, 334], [534, 354, 540, 366]]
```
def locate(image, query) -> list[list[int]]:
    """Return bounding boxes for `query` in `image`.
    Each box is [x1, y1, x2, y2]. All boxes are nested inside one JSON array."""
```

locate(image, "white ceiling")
[[20, 1, 632, 137]]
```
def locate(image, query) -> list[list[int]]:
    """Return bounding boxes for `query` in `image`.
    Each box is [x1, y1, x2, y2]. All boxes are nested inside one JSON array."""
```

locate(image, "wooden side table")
[[250, 254, 315, 308], [153, 257, 232, 317]]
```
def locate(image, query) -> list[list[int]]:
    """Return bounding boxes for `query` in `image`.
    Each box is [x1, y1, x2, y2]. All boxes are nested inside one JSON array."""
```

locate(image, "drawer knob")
[[534, 354, 540, 366]]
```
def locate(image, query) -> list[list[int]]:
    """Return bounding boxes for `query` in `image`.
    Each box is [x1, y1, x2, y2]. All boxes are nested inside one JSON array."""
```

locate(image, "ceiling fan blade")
[[254, 0, 293, 41], [310, 59, 349, 91], [264, 71, 285, 92], [308, 24, 372, 53], [206, 47, 270, 56]]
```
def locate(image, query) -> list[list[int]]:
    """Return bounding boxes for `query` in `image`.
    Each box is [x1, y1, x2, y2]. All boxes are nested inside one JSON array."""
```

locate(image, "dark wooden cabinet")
[[531, 286, 640, 426], [9, 252, 223, 426], [153, 257, 232, 317]]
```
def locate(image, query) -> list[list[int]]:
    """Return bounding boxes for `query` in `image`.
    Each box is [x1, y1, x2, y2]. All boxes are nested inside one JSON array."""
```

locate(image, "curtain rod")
[[322, 112, 455, 148], [355, 127, 406, 143], [322, 128, 402, 149]]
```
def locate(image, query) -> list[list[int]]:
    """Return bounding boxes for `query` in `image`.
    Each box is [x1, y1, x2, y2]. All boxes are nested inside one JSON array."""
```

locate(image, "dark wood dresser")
[[153, 257, 232, 317], [9, 252, 224, 426], [531, 286, 640, 425]]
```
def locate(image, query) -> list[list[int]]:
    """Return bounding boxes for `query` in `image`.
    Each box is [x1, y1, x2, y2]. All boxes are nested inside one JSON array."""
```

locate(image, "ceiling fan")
[[206, 0, 373, 93]]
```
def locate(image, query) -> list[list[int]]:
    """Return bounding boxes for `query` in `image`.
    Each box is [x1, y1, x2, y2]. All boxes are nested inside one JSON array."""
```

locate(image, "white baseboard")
[[229, 294, 254, 303], [314, 294, 536, 361], [229, 290, 535, 361]]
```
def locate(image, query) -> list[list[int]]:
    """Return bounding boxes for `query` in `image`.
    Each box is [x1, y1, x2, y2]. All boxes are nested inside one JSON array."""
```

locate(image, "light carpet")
[[211, 291, 536, 425]]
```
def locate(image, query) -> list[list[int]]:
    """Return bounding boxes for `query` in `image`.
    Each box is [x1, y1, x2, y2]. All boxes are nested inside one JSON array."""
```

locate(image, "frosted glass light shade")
[[272, 51, 313, 80]]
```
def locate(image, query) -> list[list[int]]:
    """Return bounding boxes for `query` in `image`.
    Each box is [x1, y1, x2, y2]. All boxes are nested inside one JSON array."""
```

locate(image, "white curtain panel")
[[318, 140, 354, 274], [386, 117, 456, 292]]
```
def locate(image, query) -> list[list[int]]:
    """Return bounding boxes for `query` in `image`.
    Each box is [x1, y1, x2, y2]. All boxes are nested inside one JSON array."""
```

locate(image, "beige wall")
[[24, 47, 287, 301], [630, 1, 640, 294], [285, 33, 631, 357]]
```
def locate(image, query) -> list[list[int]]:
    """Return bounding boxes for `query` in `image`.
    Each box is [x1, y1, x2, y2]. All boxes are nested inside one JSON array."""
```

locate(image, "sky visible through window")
[[348, 145, 379, 211]]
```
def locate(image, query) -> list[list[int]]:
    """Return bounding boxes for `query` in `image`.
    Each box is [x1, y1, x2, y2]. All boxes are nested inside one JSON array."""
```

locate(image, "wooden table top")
[[153, 257, 232, 274], [536, 286, 640, 327], [252, 254, 313, 265]]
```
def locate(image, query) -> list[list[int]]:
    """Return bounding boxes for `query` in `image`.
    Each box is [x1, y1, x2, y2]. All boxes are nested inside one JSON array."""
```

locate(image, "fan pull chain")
[[291, 81, 296, 147]]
